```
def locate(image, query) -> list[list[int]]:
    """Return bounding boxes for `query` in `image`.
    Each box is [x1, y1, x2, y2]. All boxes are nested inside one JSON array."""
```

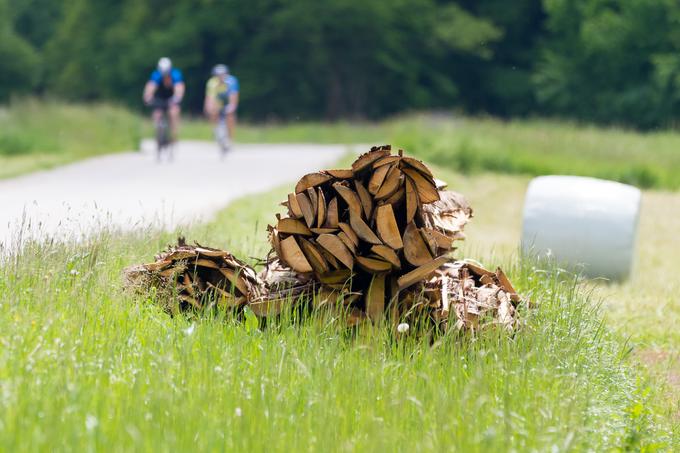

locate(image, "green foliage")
[[7, 0, 680, 128], [21, 0, 502, 120], [535, 0, 680, 128], [0, 0, 40, 101]]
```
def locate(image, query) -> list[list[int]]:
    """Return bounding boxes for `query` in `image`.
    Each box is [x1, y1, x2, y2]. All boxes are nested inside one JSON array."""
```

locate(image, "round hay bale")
[[521, 176, 641, 281]]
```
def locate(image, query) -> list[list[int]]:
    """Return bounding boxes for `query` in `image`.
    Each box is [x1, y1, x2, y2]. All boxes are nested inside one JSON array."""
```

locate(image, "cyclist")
[[203, 64, 239, 152], [143, 57, 185, 143]]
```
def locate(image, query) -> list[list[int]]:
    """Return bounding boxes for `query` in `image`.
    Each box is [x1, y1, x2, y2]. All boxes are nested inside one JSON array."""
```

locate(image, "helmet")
[[158, 57, 172, 74], [212, 64, 229, 76]]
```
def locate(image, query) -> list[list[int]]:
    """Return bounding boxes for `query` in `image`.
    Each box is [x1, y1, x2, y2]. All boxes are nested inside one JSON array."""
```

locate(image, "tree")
[[0, 0, 40, 102]]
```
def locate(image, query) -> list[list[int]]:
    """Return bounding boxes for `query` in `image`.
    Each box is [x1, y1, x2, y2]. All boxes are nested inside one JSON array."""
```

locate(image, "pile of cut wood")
[[125, 145, 524, 332], [123, 238, 264, 314]]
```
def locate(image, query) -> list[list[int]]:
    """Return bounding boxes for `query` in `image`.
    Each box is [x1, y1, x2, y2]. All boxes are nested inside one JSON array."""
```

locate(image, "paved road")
[[0, 141, 350, 249]]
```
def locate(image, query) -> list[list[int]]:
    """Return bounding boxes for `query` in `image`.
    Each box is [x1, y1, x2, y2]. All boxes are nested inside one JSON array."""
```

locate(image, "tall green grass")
[[185, 113, 680, 189], [0, 99, 141, 178], [0, 189, 674, 451], [2, 100, 679, 190]]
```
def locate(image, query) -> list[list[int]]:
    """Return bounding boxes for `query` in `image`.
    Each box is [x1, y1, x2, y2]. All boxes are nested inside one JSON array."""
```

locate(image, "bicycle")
[[149, 98, 174, 161], [214, 93, 232, 158]]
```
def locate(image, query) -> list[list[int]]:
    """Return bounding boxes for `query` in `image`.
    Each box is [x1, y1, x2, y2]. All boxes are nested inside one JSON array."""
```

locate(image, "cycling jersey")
[[150, 68, 184, 100], [206, 75, 239, 107]]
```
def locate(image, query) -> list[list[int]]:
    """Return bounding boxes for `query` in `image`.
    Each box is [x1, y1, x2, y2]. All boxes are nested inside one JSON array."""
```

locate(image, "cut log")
[[338, 231, 357, 254], [356, 256, 392, 274], [298, 238, 330, 274], [194, 247, 227, 258], [383, 187, 405, 207], [373, 155, 401, 169], [370, 245, 401, 269], [397, 256, 449, 290], [354, 180, 373, 219], [144, 260, 171, 271], [375, 204, 403, 250], [405, 178, 419, 224], [216, 269, 247, 296], [375, 166, 402, 200], [324, 169, 354, 179], [280, 236, 313, 273], [277, 217, 312, 236], [403, 222, 433, 266], [349, 211, 382, 245], [419, 228, 438, 256], [194, 258, 221, 269], [317, 234, 354, 269], [287, 193, 303, 219], [423, 228, 455, 250], [352, 148, 391, 174], [296, 192, 316, 228], [316, 188, 327, 227], [366, 274, 386, 321], [295, 172, 333, 194], [319, 247, 340, 269], [333, 183, 363, 216], [324, 196, 339, 228], [310, 227, 339, 235], [306, 188, 318, 213], [368, 164, 391, 195], [318, 269, 353, 285], [249, 298, 286, 317], [401, 156, 434, 179], [338, 222, 359, 248], [402, 168, 440, 204]]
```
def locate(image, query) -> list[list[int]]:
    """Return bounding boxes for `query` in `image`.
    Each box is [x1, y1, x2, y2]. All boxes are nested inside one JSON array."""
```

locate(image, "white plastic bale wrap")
[[521, 176, 641, 281]]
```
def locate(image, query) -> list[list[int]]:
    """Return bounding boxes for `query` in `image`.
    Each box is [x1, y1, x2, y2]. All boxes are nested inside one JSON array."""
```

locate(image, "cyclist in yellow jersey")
[[204, 64, 239, 154]]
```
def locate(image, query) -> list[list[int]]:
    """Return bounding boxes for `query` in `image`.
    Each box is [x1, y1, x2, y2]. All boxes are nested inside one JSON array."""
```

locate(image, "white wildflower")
[[397, 323, 410, 333], [85, 414, 99, 431]]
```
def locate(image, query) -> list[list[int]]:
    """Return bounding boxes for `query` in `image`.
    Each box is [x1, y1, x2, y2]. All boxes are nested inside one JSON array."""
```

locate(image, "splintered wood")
[[123, 238, 263, 313], [124, 145, 525, 333]]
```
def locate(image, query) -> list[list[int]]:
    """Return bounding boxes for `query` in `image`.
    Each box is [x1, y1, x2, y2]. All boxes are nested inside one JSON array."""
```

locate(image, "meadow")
[[2, 100, 680, 190], [1, 102, 679, 450]]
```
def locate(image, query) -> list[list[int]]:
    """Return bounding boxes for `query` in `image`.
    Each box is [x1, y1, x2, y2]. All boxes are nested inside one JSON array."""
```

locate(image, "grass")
[[1, 181, 677, 450], [428, 164, 680, 428], [184, 113, 680, 190], [0, 99, 141, 179], [2, 100, 680, 190]]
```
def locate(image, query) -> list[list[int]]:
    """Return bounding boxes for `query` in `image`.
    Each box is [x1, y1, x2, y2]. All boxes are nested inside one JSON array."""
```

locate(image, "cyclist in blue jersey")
[[143, 57, 185, 143], [203, 64, 239, 153]]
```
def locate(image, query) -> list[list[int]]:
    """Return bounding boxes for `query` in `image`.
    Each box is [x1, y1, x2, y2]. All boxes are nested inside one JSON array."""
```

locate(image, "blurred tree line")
[[3, 0, 680, 128]]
